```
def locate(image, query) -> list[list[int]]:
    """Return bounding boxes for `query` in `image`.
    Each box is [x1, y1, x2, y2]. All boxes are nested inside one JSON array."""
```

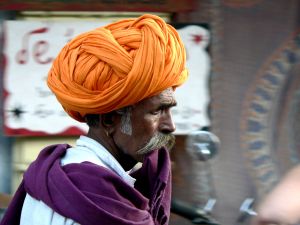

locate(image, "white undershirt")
[[20, 136, 136, 225]]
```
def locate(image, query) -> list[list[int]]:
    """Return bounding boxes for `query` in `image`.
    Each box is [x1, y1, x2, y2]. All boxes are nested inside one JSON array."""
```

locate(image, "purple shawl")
[[0, 144, 171, 225]]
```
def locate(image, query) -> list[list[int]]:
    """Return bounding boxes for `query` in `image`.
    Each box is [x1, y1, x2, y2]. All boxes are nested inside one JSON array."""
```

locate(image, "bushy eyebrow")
[[158, 101, 177, 110]]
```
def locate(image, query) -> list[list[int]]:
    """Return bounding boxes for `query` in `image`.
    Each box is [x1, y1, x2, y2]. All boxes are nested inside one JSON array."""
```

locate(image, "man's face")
[[114, 88, 177, 162]]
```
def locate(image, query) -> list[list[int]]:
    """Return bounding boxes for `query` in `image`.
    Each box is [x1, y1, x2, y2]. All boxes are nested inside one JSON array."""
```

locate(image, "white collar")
[[76, 135, 136, 187]]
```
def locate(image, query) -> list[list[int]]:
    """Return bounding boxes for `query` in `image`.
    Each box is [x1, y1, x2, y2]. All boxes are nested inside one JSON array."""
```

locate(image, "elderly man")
[[1, 14, 188, 225]]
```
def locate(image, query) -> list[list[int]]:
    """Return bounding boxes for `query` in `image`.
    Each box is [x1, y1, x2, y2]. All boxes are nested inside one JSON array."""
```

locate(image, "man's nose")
[[160, 110, 176, 134]]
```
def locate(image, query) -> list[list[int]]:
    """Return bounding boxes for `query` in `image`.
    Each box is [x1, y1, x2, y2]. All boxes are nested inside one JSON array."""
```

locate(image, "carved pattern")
[[240, 31, 300, 197]]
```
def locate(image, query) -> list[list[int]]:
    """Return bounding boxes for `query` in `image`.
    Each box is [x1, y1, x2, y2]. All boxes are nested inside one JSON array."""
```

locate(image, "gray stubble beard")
[[119, 106, 175, 156]]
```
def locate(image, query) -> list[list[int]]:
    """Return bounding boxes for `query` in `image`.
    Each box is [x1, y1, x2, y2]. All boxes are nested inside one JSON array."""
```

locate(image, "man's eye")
[[151, 110, 161, 115]]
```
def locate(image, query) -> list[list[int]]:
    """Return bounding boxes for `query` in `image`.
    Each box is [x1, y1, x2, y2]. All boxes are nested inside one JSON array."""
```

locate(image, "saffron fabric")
[[0, 144, 171, 225], [47, 14, 188, 122]]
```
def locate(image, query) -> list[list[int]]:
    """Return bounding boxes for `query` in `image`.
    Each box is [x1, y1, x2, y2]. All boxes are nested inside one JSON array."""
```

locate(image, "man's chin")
[[137, 143, 176, 162]]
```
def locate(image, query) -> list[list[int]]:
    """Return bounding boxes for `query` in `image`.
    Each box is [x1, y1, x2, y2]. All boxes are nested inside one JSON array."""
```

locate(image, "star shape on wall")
[[7, 106, 27, 119]]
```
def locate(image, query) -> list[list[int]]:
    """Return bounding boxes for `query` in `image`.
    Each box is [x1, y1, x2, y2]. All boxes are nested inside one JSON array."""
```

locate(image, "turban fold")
[[47, 14, 188, 122]]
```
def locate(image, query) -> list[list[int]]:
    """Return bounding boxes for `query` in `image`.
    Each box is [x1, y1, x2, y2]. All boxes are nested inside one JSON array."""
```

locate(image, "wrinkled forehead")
[[136, 87, 177, 108], [157, 88, 176, 104]]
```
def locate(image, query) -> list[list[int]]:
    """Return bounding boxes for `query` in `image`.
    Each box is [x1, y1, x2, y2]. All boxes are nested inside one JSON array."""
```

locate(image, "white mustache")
[[136, 133, 175, 155]]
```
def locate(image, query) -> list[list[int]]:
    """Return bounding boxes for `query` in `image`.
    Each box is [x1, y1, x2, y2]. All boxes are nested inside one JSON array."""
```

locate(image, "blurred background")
[[1, 0, 300, 224]]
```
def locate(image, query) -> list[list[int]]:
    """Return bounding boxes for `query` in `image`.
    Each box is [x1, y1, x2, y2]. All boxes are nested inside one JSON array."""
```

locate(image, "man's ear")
[[101, 111, 122, 127], [101, 112, 122, 136], [101, 113, 115, 127]]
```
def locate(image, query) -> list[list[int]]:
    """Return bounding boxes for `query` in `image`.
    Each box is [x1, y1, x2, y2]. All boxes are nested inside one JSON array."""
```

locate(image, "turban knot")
[[47, 14, 188, 122]]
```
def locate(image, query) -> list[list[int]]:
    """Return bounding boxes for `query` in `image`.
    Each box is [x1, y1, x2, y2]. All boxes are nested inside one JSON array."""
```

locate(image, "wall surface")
[[171, 0, 300, 225]]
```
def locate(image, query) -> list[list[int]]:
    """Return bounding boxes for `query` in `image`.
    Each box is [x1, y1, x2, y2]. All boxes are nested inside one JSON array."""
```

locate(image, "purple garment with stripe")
[[0, 144, 171, 225]]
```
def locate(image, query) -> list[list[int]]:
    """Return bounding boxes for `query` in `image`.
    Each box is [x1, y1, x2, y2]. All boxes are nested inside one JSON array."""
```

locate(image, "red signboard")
[[0, 0, 195, 12]]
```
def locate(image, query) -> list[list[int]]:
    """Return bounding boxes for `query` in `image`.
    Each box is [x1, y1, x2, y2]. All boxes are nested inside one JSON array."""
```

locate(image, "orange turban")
[[47, 14, 188, 122]]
